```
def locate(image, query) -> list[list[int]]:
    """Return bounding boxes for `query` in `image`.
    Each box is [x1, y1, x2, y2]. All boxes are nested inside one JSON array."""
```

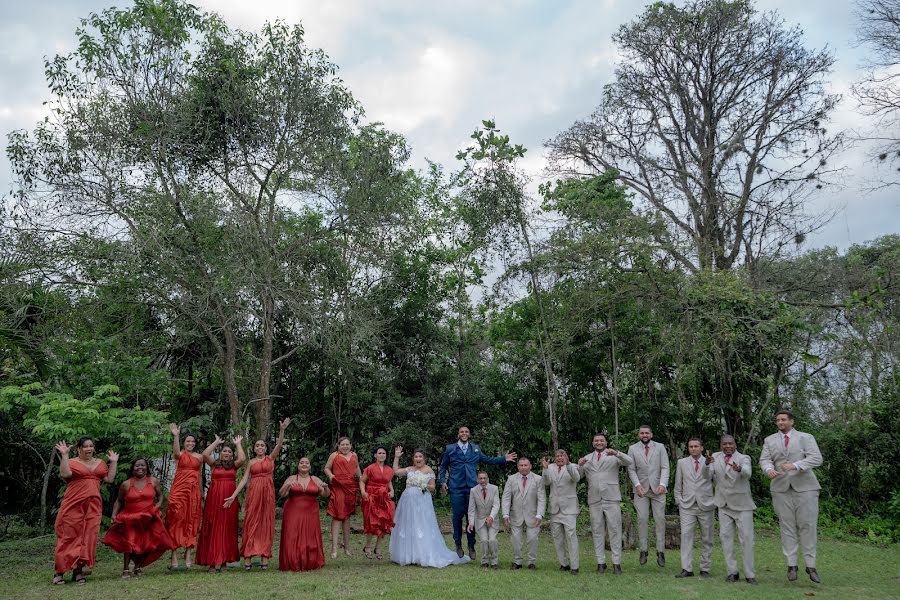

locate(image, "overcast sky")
[[1, 0, 897, 250]]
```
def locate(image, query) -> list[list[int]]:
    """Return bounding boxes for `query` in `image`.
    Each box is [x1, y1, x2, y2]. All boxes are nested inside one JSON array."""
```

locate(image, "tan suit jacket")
[[674, 456, 715, 511], [627, 440, 670, 496], [542, 463, 581, 516], [502, 472, 546, 525], [759, 430, 822, 493], [710, 451, 756, 511], [467, 483, 500, 528], [579, 450, 632, 504]]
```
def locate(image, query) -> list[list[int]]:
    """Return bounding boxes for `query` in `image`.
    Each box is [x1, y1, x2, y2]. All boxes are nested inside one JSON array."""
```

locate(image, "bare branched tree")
[[547, 0, 843, 274], [854, 0, 900, 186]]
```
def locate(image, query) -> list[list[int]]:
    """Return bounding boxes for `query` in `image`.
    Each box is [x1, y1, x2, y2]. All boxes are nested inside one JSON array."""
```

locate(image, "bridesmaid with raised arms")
[[225, 417, 291, 570], [359, 446, 395, 560], [165, 423, 205, 570], [324, 436, 362, 559], [196, 434, 245, 573], [103, 458, 175, 577], [278, 457, 330, 572], [52, 437, 118, 585]]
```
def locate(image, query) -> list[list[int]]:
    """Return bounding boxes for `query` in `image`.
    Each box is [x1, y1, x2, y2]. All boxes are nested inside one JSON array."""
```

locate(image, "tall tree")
[[547, 0, 842, 273], [854, 0, 900, 185]]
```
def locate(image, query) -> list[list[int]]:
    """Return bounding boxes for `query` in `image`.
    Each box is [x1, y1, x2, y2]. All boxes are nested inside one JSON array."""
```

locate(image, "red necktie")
[[482, 487, 486, 500], [694, 459, 699, 473], [597, 451, 602, 462], [725, 455, 731, 465], [645, 444, 649, 457], [784, 434, 790, 448], [522, 476, 527, 491]]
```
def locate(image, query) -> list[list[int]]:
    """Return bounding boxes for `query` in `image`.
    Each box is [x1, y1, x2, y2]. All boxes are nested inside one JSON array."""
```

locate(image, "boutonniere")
[[474, 448, 479, 454]]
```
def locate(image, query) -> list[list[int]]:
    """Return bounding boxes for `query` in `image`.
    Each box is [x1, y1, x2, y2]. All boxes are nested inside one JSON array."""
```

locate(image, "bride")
[[390, 446, 469, 568]]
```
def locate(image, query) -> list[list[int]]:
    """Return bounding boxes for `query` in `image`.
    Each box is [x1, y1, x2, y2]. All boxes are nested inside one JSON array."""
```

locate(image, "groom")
[[439, 426, 517, 558]]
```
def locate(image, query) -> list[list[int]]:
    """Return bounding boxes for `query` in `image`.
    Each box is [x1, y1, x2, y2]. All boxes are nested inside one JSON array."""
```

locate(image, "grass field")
[[2, 515, 898, 600]]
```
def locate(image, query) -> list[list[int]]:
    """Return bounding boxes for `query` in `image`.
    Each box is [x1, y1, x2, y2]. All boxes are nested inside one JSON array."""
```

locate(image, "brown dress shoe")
[[806, 567, 821, 583]]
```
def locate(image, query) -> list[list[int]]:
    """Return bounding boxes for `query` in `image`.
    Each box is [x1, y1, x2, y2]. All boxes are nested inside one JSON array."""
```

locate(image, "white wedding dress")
[[389, 470, 470, 568]]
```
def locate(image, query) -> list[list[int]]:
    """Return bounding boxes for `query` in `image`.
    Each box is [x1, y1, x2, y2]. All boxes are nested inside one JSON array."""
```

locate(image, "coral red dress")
[[279, 481, 325, 571], [53, 460, 107, 573], [164, 452, 202, 548], [196, 466, 239, 566], [326, 453, 358, 520], [361, 464, 395, 536], [240, 457, 275, 558], [103, 477, 175, 566]]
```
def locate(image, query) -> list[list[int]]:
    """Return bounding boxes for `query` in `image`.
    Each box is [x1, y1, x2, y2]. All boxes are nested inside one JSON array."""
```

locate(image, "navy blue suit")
[[439, 442, 508, 549]]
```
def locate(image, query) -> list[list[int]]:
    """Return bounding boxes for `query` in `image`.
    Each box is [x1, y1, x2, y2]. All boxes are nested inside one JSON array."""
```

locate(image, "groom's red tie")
[[522, 475, 527, 491], [482, 487, 487, 500]]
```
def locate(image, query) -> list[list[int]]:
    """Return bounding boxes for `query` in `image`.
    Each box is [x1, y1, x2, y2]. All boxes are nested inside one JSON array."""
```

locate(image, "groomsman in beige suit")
[[627, 425, 669, 566], [502, 457, 546, 570], [673, 438, 715, 578], [541, 449, 581, 574], [710, 435, 757, 585], [760, 410, 823, 584], [467, 471, 501, 568], [578, 433, 632, 575]]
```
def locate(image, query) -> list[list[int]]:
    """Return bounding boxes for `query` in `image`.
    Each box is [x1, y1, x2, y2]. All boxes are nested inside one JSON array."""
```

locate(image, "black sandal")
[[52, 574, 65, 585]]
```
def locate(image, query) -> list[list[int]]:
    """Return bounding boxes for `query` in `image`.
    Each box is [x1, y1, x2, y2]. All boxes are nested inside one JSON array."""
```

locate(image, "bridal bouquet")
[[407, 470, 433, 493]]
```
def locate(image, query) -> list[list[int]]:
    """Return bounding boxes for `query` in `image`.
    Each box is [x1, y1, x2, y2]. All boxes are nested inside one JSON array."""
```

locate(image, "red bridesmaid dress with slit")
[[361, 464, 395, 535], [103, 478, 175, 565], [326, 453, 358, 520], [279, 481, 325, 571], [240, 457, 275, 558], [53, 461, 108, 574], [196, 466, 239, 566], [164, 452, 202, 548]]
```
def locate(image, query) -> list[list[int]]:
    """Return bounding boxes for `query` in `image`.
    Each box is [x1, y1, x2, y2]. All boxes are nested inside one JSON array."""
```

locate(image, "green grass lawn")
[[2, 515, 898, 600]]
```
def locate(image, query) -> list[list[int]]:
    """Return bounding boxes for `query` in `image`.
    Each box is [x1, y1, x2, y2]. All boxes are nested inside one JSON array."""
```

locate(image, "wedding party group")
[[48, 410, 822, 588]]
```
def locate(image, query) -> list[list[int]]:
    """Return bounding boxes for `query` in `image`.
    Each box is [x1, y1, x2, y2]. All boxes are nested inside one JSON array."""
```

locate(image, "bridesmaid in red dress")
[[52, 437, 119, 585], [278, 457, 330, 572], [103, 458, 175, 576], [225, 417, 290, 570], [324, 436, 362, 559], [196, 434, 245, 572], [165, 423, 206, 570], [359, 446, 395, 560]]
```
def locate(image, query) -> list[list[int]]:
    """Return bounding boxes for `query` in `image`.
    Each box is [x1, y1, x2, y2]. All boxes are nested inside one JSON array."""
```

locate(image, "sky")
[[1, 0, 897, 250]]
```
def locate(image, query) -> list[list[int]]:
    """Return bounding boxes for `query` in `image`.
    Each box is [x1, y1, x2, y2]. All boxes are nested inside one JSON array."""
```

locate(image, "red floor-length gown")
[[279, 482, 325, 571], [196, 466, 239, 566], [240, 457, 275, 558], [165, 452, 202, 548], [361, 464, 395, 536], [326, 453, 359, 520], [53, 461, 108, 574], [102, 478, 175, 566]]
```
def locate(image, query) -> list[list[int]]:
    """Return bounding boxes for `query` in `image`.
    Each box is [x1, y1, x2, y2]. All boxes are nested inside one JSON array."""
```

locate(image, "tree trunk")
[[255, 290, 275, 440], [222, 325, 241, 427], [40, 449, 56, 532]]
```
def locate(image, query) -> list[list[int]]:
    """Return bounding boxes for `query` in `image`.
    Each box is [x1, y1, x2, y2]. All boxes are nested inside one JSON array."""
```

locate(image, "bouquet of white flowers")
[[407, 470, 433, 493]]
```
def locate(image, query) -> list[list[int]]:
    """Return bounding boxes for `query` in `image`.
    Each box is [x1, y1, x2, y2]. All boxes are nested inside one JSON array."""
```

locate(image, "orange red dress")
[[164, 452, 202, 548], [326, 453, 358, 520], [102, 477, 175, 565], [361, 464, 395, 536], [240, 457, 275, 558], [279, 481, 325, 571], [53, 460, 108, 574], [196, 466, 239, 566]]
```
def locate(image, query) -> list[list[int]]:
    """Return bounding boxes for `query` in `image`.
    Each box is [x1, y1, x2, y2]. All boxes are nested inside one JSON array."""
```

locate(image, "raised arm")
[[55, 441, 72, 481], [202, 435, 223, 466], [170, 423, 183, 459], [480, 448, 517, 466], [796, 434, 823, 471], [233, 436, 246, 469], [269, 418, 291, 460], [566, 462, 581, 483], [392, 446, 410, 478], [737, 454, 752, 480], [104, 451, 119, 483]]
